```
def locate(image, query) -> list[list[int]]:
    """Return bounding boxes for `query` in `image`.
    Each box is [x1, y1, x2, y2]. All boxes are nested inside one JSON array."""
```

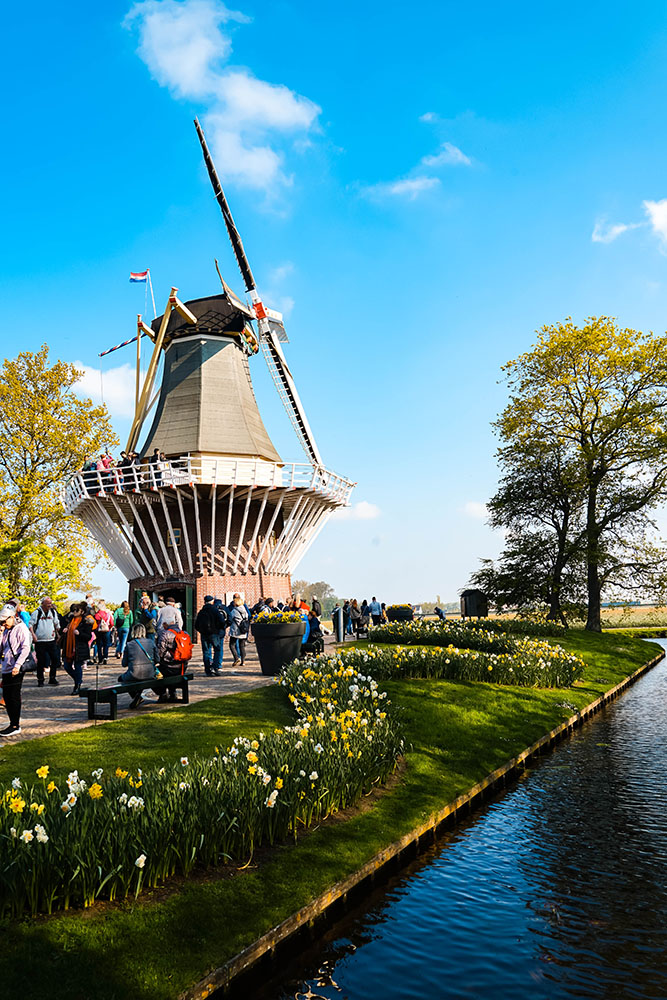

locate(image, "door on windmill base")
[[160, 584, 195, 639]]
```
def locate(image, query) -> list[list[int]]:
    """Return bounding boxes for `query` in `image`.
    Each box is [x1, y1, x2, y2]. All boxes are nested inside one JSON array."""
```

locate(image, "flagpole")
[[147, 269, 157, 318], [136, 316, 142, 412]]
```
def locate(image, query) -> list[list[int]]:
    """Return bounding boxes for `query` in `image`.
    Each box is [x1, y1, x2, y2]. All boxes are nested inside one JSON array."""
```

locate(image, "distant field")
[[424, 606, 667, 629]]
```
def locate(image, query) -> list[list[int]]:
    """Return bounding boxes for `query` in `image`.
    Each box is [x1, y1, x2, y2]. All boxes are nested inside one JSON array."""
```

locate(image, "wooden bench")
[[79, 672, 193, 720]]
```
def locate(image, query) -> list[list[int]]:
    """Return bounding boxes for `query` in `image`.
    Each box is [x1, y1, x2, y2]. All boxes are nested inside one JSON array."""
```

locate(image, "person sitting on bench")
[[118, 623, 161, 709], [157, 628, 185, 702]]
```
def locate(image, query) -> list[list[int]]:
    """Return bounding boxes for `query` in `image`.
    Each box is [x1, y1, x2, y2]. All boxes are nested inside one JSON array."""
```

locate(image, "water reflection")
[[263, 642, 667, 1000]]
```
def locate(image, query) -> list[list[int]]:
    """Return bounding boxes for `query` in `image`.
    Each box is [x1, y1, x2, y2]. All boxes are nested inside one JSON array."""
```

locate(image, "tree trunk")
[[585, 484, 602, 631]]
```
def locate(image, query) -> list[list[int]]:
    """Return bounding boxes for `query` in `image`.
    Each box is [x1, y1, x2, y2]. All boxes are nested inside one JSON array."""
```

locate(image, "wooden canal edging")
[[182, 648, 666, 1000]]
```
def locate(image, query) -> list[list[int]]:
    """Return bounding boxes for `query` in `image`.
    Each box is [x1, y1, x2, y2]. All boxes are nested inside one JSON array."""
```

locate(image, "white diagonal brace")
[[127, 497, 163, 576], [253, 489, 287, 573], [274, 498, 319, 574], [265, 496, 305, 573], [108, 494, 154, 577], [233, 487, 254, 574], [272, 497, 317, 573], [159, 490, 184, 575], [175, 488, 194, 574], [144, 494, 174, 574], [244, 487, 270, 574], [192, 484, 204, 575]]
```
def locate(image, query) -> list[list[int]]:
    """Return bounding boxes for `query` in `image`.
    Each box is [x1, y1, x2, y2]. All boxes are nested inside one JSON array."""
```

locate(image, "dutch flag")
[[129, 270, 149, 283]]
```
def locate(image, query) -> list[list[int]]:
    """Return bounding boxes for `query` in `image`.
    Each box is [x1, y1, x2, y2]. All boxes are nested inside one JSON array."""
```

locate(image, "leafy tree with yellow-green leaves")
[[0, 346, 117, 603], [496, 317, 667, 631]]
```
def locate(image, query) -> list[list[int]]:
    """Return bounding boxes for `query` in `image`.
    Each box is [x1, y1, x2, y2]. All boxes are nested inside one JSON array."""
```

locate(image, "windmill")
[[63, 121, 354, 630]]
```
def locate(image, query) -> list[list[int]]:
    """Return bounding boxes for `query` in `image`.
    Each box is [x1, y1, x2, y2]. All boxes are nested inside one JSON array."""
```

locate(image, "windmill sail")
[[194, 118, 323, 467]]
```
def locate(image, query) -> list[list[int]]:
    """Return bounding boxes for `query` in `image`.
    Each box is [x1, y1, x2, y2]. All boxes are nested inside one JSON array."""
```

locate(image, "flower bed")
[[369, 617, 567, 648], [0, 659, 402, 918], [369, 620, 513, 652], [336, 641, 585, 688]]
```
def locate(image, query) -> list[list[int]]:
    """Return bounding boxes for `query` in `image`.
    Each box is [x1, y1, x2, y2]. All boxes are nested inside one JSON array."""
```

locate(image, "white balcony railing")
[[63, 454, 355, 514]]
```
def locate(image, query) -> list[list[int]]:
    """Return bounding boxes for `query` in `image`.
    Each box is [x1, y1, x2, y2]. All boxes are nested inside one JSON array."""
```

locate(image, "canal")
[[262, 641, 667, 1000]]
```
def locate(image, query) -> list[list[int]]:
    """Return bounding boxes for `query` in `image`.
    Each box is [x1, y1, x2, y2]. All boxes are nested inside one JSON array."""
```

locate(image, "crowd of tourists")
[[80, 448, 186, 494], [334, 597, 386, 638], [195, 592, 326, 676], [0, 590, 331, 737]]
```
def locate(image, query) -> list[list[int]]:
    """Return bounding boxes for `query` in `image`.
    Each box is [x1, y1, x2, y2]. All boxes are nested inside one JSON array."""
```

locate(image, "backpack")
[[169, 628, 193, 663], [236, 613, 249, 636]]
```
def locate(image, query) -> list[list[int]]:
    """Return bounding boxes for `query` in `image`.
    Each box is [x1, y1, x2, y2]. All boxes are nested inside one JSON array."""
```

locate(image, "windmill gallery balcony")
[[63, 455, 355, 584]]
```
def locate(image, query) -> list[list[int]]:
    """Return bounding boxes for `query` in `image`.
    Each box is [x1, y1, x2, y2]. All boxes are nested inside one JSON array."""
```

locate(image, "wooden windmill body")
[[63, 123, 354, 633]]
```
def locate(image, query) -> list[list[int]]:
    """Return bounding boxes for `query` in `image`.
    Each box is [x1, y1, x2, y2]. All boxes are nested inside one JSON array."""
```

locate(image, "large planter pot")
[[386, 607, 414, 623], [252, 621, 306, 675]]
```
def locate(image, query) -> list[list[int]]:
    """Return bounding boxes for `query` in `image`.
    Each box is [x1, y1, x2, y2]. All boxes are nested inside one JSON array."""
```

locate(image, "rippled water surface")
[[265, 642, 667, 1000]]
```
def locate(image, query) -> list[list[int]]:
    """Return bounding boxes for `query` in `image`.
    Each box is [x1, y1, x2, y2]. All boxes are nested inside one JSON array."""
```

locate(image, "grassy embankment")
[[0, 630, 661, 1000]]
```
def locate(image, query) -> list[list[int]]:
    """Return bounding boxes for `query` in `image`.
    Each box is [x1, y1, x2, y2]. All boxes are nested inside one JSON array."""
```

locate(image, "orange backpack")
[[169, 629, 193, 666]]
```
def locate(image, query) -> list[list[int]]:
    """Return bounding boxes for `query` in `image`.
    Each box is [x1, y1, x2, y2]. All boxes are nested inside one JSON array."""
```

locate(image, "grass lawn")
[[0, 631, 661, 1000]]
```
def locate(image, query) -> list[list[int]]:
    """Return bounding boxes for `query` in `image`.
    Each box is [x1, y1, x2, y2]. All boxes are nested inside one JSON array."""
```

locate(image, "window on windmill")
[[167, 528, 182, 547], [270, 531, 277, 547]]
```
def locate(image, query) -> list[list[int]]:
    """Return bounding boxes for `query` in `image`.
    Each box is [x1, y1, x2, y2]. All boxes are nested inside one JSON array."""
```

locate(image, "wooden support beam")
[[126, 286, 182, 454]]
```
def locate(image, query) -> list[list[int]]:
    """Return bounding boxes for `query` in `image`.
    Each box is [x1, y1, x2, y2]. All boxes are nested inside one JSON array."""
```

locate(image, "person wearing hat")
[[0, 602, 32, 736]]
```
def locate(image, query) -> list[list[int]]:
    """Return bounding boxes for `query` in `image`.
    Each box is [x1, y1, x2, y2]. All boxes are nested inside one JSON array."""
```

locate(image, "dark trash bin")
[[460, 589, 488, 619]]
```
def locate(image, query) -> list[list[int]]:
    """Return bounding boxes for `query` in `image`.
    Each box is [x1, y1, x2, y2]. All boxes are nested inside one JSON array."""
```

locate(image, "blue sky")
[[4, 1, 667, 603]]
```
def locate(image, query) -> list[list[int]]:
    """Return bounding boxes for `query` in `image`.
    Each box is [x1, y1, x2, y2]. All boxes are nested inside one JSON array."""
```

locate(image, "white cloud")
[[591, 219, 640, 244], [643, 199, 667, 245], [419, 111, 438, 123], [362, 176, 440, 201], [333, 501, 381, 521], [74, 362, 140, 419], [421, 141, 471, 167], [125, 0, 321, 195], [124, 0, 245, 98], [462, 501, 487, 520]]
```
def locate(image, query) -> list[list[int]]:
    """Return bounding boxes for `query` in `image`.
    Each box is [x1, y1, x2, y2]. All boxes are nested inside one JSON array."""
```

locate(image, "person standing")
[[369, 596, 382, 627], [29, 597, 61, 686], [228, 596, 249, 666], [212, 599, 228, 673], [156, 596, 183, 639], [62, 602, 96, 695], [136, 594, 158, 637], [311, 595, 322, 617], [94, 600, 113, 664], [0, 602, 31, 736], [195, 596, 219, 676], [114, 602, 133, 659]]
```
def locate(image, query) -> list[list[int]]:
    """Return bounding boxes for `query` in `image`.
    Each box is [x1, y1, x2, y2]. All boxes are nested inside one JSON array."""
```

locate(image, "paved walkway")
[[7, 634, 341, 744]]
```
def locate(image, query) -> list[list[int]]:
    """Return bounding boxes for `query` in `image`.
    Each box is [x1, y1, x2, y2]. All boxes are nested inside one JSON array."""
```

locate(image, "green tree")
[[291, 579, 338, 615], [0, 346, 117, 601], [497, 317, 667, 630]]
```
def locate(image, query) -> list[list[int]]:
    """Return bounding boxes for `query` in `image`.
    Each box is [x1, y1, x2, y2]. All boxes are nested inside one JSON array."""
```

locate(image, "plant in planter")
[[251, 610, 307, 675], [385, 603, 414, 622]]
